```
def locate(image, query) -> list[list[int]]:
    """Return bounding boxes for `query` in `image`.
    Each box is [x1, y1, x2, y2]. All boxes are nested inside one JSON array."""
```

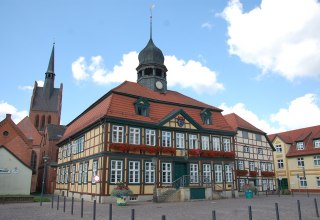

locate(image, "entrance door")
[[174, 162, 188, 188], [278, 178, 288, 190]]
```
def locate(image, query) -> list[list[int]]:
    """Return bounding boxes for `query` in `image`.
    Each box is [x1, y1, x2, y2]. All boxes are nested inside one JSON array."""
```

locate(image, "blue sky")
[[1, 0, 320, 134]]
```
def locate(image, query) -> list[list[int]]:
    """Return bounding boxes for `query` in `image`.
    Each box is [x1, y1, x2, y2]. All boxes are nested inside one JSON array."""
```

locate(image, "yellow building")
[[269, 125, 320, 192]]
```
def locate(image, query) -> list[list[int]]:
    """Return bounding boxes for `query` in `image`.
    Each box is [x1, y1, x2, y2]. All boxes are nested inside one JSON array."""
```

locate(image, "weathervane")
[[150, 4, 155, 39]]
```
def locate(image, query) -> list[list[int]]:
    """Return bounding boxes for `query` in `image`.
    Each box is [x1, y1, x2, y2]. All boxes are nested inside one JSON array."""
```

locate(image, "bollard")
[[248, 206, 252, 220], [275, 203, 279, 220], [315, 198, 319, 218], [71, 197, 74, 215], [57, 195, 60, 210], [162, 215, 166, 220], [297, 200, 302, 220], [131, 209, 135, 220], [63, 196, 66, 212], [109, 203, 113, 220], [51, 195, 54, 209], [93, 200, 96, 220], [212, 210, 216, 220], [81, 198, 84, 218]]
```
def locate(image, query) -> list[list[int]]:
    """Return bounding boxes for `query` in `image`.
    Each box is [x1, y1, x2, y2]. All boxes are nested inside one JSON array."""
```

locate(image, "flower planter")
[[245, 190, 253, 199], [116, 197, 127, 206]]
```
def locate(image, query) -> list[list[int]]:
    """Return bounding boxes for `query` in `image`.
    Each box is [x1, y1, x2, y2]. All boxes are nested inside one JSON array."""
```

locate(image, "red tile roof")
[[224, 113, 265, 134], [268, 125, 320, 157], [18, 116, 42, 146], [60, 81, 234, 142]]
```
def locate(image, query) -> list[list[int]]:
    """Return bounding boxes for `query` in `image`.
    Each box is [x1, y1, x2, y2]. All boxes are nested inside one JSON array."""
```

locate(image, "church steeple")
[[136, 6, 168, 93], [43, 44, 55, 98]]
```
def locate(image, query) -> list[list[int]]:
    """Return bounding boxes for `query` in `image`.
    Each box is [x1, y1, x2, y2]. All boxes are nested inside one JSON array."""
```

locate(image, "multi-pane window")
[[260, 162, 266, 171], [61, 167, 65, 183], [65, 166, 69, 184], [267, 163, 273, 171], [214, 164, 222, 183], [112, 125, 124, 143], [201, 136, 210, 150], [57, 168, 60, 183], [257, 148, 263, 155], [212, 137, 220, 151], [129, 161, 140, 184], [83, 162, 88, 184], [249, 161, 255, 171], [299, 177, 307, 187], [190, 164, 199, 183], [296, 142, 304, 150], [63, 145, 67, 158], [129, 127, 140, 145], [162, 163, 172, 183], [269, 180, 274, 190], [162, 131, 172, 147], [262, 180, 268, 191], [71, 165, 76, 184], [225, 164, 233, 182], [256, 134, 262, 141], [315, 140, 320, 148], [239, 179, 245, 191], [244, 146, 249, 153], [278, 159, 284, 169], [275, 144, 282, 153], [67, 144, 71, 157], [242, 131, 249, 139], [145, 129, 156, 146], [75, 136, 84, 153], [78, 163, 83, 184], [223, 138, 231, 151], [59, 148, 63, 160], [297, 157, 304, 167], [189, 134, 198, 149], [176, 133, 185, 149], [238, 160, 244, 170], [203, 164, 211, 183], [314, 156, 320, 166], [316, 177, 320, 187], [92, 160, 98, 183], [110, 160, 123, 183], [145, 162, 155, 183]]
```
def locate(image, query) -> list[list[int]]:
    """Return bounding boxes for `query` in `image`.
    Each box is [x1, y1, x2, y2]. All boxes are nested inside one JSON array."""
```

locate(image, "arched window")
[[31, 151, 37, 175], [35, 115, 39, 129], [145, 68, 153, 76], [41, 115, 45, 130], [47, 115, 51, 125]]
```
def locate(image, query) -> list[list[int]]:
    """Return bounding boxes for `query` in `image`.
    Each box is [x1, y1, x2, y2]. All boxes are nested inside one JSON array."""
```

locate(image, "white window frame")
[[61, 167, 65, 183], [76, 136, 84, 153], [299, 177, 307, 187], [223, 138, 231, 152], [65, 166, 69, 184], [162, 162, 172, 184], [92, 160, 98, 183], [316, 177, 320, 187], [176, 133, 185, 149], [214, 164, 222, 183], [57, 168, 60, 183], [145, 129, 156, 146], [212, 137, 221, 151], [249, 161, 255, 171], [203, 164, 211, 183], [297, 142, 304, 150], [278, 159, 284, 169], [112, 125, 124, 143], [314, 156, 320, 166], [275, 144, 282, 153], [145, 162, 155, 184], [78, 163, 83, 184], [162, 131, 172, 147], [67, 144, 71, 157], [244, 146, 250, 153], [63, 145, 67, 158], [83, 162, 88, 184], [257, 148, 263, 155], [315, 140, 320, 148], [189, 134, 198, 149], [190, 164, 199, 183], [201, 136, 210, 150], [129, 127, 140, 145], [260, 162, 266, 171], [238, 160, 244, 170], [297, 157, 304, 167], [110, 160, 123, 184], [225, 164, 233, 182], [129, 161, 140, 184], [71, 165, 76, 184], [239, 179, 245, 191]]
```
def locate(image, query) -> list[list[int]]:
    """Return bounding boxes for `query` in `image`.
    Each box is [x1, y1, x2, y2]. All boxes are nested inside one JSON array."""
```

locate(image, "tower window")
[[41, 115, 45, 130], [35, 115, 39, 128], [134, 97, 150, 117], [200, 108, 212, 125], [145, 68, 152, 76], [47, 115, 51, 125], [156, 69, 162, 77]]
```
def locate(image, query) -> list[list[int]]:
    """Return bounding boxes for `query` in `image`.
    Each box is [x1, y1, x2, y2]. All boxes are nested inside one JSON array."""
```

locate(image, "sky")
[[1, 0, 320, 135]]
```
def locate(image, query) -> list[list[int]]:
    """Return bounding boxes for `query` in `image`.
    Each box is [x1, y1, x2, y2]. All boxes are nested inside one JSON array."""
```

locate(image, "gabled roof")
[[0, 145, 31, 170], [158, 109, 202, 129], [17, 116, 42, 146], [46, 124, 66, 141], [268, 125, 320, 157], [224, 113, 265, 134], [60, 81, 234, 143], [30, 87, 61, 112]]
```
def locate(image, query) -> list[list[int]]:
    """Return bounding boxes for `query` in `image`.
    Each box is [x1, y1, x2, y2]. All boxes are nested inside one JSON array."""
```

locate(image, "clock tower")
[[136, 10, 168, 93]]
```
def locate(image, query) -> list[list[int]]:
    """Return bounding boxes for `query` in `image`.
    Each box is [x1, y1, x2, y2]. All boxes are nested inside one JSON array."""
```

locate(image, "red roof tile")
[[17, 116, 42, 146], [224, 113, 265, 134], [60, 81, 234, 142], [268, 125, 320, 157]]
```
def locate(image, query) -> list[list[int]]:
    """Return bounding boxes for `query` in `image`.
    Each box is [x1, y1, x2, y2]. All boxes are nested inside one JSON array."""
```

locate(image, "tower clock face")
[[155, 81, 163, 90]]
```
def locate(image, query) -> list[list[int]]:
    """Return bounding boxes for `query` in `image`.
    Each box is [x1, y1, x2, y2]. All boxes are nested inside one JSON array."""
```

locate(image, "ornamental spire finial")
[[150, 4, 155, 39]]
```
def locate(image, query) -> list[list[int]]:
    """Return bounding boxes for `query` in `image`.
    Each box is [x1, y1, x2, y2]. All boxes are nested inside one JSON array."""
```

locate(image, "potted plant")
[[111, 182, 132, 206], [243, 184, 256, 199]]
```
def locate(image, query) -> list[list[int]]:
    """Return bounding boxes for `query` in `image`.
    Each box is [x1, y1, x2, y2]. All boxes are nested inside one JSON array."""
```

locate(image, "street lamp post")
[[40, 155, 49, 206], [152, 157, 158, 203], [278, 176, 282, 197]]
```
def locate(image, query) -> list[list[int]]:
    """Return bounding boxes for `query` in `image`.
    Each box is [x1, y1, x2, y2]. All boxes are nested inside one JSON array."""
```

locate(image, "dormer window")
[[200, 108, 212, 125], [314, 139, 320, 148], [134, 97, 150, 117], [296, 142, 304, 150]]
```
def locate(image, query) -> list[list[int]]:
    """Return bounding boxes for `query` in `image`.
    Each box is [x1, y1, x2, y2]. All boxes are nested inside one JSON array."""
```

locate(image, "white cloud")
[[71, 57, 90, 81], [0, 101, 28, 123], [220, 102, 282, 134], [270, 93, 320, 130], [71, 52, 224, 94], [222, 0, 320, 80], [201, 22, 213, 30], [18, 80, 44, 91], [37, 80, 44, 87]]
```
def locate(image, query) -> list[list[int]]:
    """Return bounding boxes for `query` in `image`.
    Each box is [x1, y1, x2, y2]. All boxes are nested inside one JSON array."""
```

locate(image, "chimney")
[[6, 114, 12, 119]]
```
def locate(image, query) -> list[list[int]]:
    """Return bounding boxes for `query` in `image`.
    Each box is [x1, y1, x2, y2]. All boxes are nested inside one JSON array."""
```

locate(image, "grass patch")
[[33, 196, 51, 202]]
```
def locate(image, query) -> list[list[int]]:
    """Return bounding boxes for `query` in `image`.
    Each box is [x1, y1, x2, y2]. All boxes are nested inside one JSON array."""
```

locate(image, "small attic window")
[[3, 131, 9, 136], [134, 97, 150, 117], [200, 108, 212, 125]]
